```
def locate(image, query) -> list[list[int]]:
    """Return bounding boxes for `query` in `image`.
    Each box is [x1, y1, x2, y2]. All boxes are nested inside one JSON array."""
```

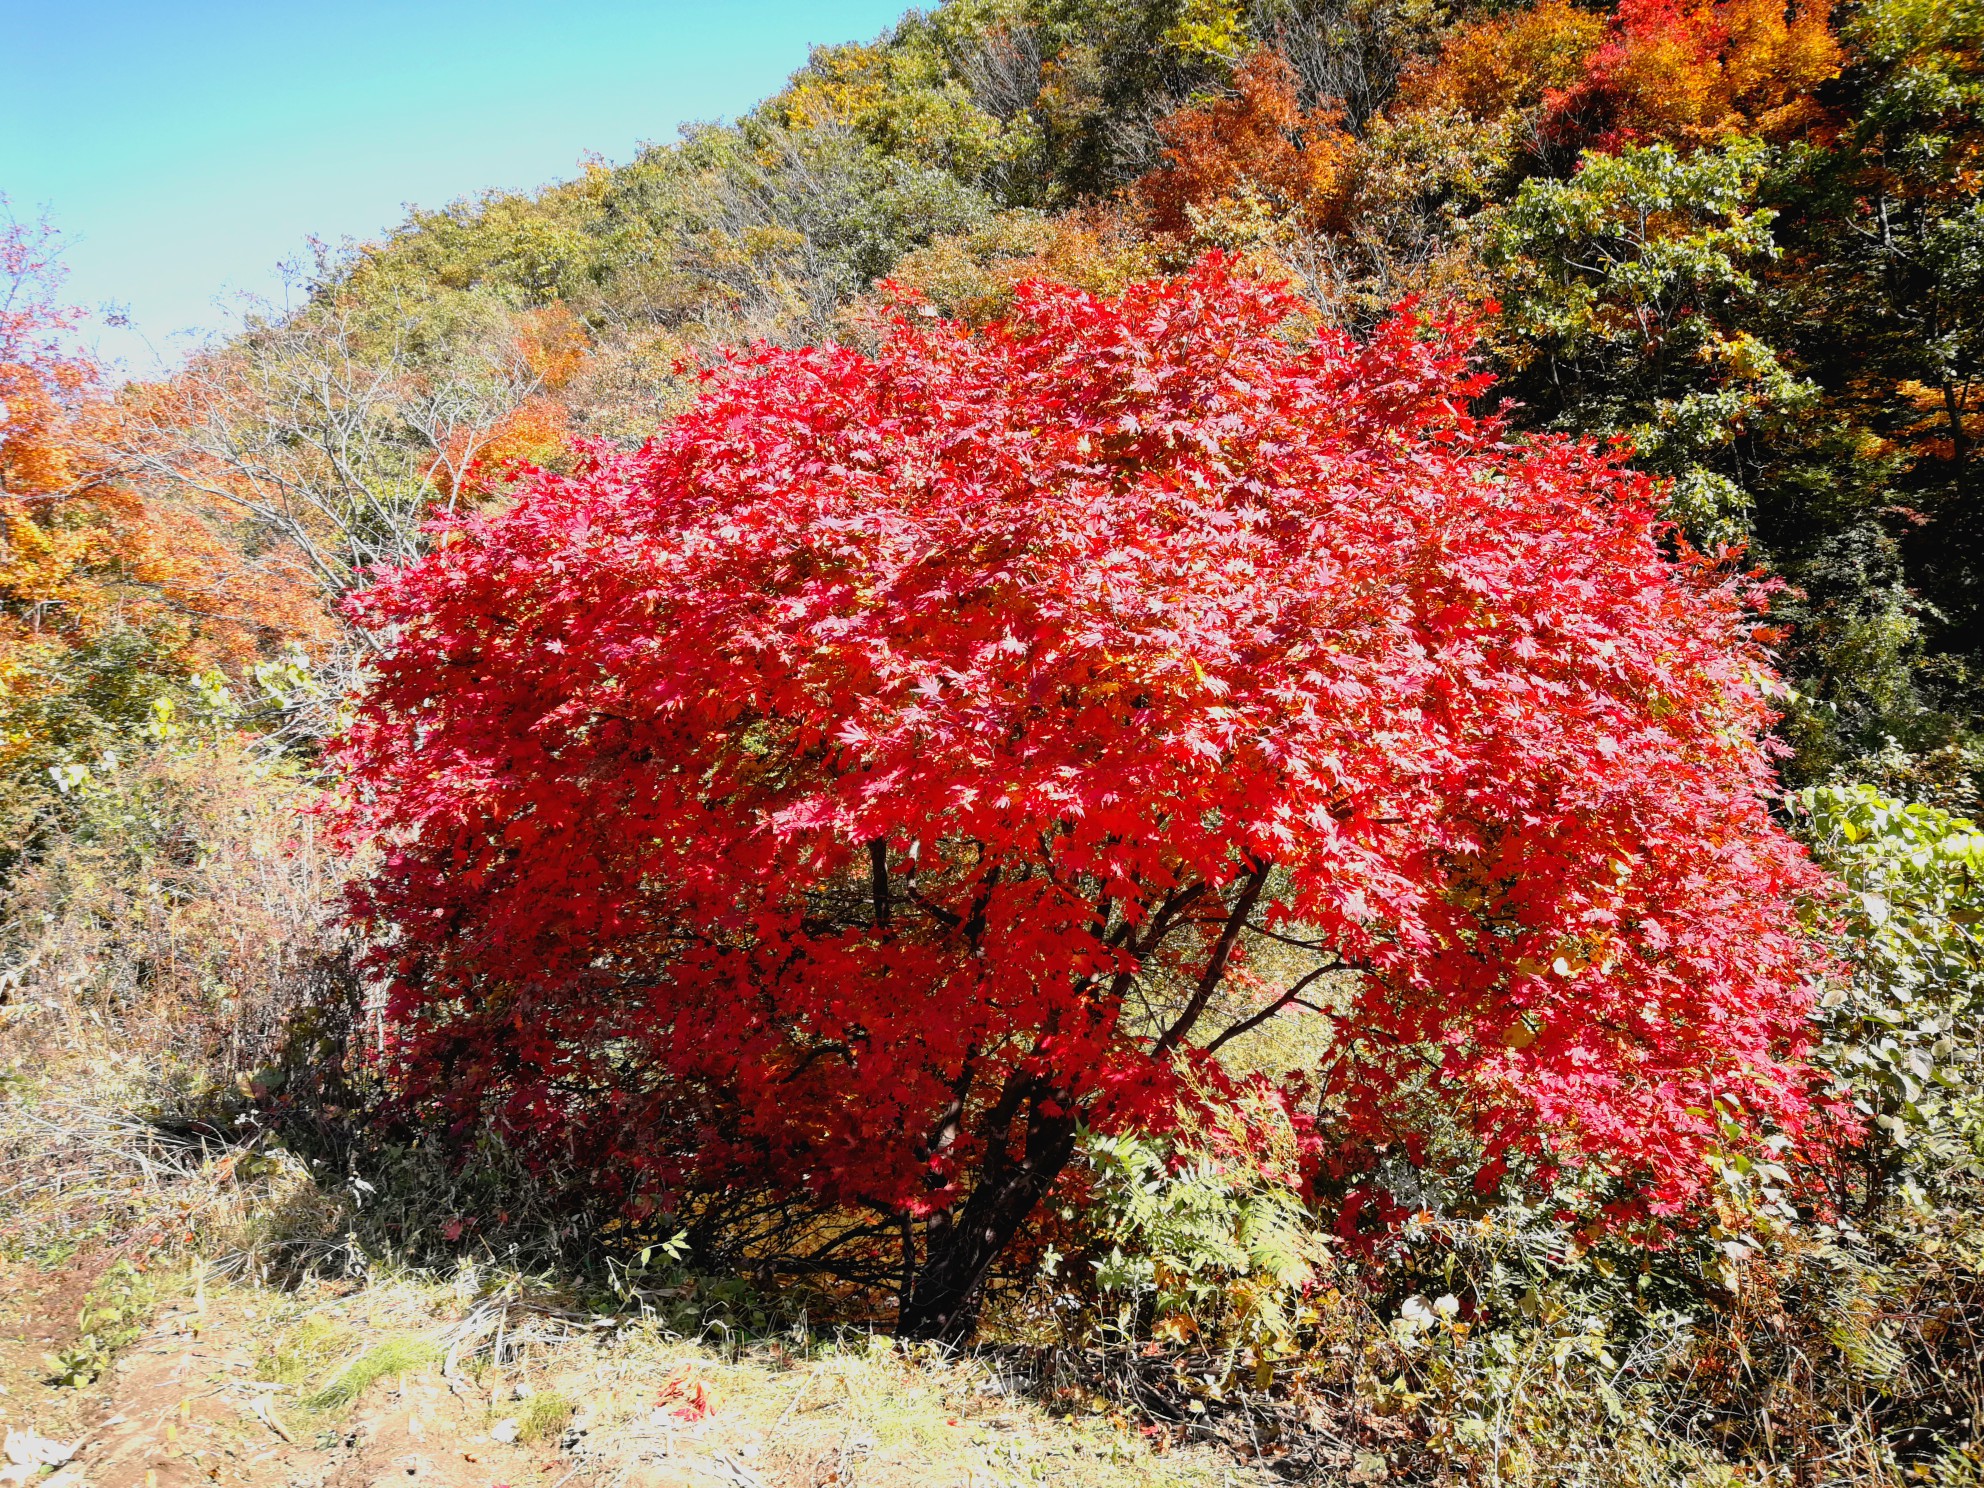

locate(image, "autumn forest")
[[3, 0, 1982, 1484]]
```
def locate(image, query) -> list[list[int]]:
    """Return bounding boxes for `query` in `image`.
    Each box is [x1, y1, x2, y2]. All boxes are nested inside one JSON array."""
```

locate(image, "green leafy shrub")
[[43, 1259, 157, 1387], [1050, 1090, 1330, 1355], [1794, 784, 1984, 1202]]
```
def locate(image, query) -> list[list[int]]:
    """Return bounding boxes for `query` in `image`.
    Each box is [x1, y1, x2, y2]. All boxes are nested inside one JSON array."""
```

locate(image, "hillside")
[[3, 1, 1982, 1485]]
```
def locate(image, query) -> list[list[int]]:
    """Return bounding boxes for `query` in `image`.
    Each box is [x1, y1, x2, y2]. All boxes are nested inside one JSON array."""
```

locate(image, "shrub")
[[1068, 1090, 1329, 1354], [1793, 784, 1984, 1204], [340, 258, 1831, 1340], [0, 730, 340, 1096]]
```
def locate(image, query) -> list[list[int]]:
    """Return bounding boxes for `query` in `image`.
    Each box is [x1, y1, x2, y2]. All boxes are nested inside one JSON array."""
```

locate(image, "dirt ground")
[[1, 1260, 566, 1488], [0, 1256, 1271, 1488], [0, 1250, 110, 1461]]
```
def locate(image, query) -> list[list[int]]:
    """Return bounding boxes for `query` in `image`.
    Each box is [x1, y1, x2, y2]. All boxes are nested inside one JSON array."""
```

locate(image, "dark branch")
[[1203, 963, 1338, 1055], [779, 1041, 852, 1084], [869, 838, 890, 928], [1244, 922, 1335, 953], [906, 886, 962, 928], [1120, 882, 1210, 955], [1152, 861, 1273, 1057], [963, 867, 1002, 946]]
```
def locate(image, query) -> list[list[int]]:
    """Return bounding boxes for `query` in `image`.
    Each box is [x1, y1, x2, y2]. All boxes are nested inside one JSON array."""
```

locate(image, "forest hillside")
[[2, 1, 1981, 1485]]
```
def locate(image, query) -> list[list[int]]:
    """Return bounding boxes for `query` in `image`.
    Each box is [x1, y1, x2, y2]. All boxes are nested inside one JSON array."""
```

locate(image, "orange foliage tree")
[[1135, 51, 1357, 237], [874, 208, 1161, 327], [1396, 0, 1609, 119], [1403, 0, 1841, 148], [1579, 0, 1843, 143], [0, 208, 111, 648], [0, 207, 329, 699], [429, 304, 585, 503]]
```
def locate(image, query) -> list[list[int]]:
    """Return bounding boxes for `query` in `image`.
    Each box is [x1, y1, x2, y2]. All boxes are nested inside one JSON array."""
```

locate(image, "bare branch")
[[1203, 963, 1339, 1056], [1152, 861, 1273, 1057]]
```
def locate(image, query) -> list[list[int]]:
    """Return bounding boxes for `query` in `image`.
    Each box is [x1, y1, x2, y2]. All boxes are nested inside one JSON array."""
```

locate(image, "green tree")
[[1773, 0, 1984, 671], [1485, 140, 1805, 547], [1486, 138, 1979, 799]]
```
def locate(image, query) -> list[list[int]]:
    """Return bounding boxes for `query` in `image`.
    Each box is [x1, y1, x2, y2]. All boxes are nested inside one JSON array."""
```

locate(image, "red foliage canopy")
[[339, 258, 1829, 1333]]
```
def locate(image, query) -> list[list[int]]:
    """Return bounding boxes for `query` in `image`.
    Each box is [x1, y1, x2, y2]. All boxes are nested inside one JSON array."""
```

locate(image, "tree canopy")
[[339, 259, 1832, 1336]]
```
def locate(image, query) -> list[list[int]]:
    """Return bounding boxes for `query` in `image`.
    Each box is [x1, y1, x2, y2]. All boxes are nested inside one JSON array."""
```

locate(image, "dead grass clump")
[[0, 1069, 344, 1269], [0, 736, 346, 1100]]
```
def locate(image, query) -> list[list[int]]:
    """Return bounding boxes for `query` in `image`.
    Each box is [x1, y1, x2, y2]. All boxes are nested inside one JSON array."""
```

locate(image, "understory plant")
[[1793, 784, 1984, 1205]]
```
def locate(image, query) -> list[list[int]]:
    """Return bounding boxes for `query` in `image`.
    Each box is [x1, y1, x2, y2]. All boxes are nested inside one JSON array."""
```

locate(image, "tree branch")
[[1203, 963, 1337, 1055], [869, 838, 890, 928], [1152, 861, 1272, 1057]]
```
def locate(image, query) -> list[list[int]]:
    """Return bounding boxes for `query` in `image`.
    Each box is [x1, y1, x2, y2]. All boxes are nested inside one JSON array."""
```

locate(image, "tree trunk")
[[1941, 380, 1970, 473], [896, 1092, 1078, 1343]]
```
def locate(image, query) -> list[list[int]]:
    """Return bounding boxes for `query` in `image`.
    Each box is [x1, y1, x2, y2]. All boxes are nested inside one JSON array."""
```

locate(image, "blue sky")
[[1, 1, 912, 373]]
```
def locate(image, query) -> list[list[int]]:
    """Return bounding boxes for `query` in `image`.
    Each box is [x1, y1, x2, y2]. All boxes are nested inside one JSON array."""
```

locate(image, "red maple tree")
[[338, 258, 1831, 1338]]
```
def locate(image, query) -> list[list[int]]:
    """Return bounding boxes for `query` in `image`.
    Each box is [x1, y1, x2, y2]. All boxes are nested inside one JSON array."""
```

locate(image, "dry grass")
[[223, 1270, 1265, 1487], [0, 737, 346, 1110], [0, 1039, 1267, 1487], [0, 1049, 346, 1273]]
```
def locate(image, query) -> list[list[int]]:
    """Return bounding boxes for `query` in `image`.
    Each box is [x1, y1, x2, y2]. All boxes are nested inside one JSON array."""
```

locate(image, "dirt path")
[[1, 1267, 574, 1488], [87, 1304, 586, 1488], [0, 1251, 110, 1470], [1, 1256, 1270, 1488]]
